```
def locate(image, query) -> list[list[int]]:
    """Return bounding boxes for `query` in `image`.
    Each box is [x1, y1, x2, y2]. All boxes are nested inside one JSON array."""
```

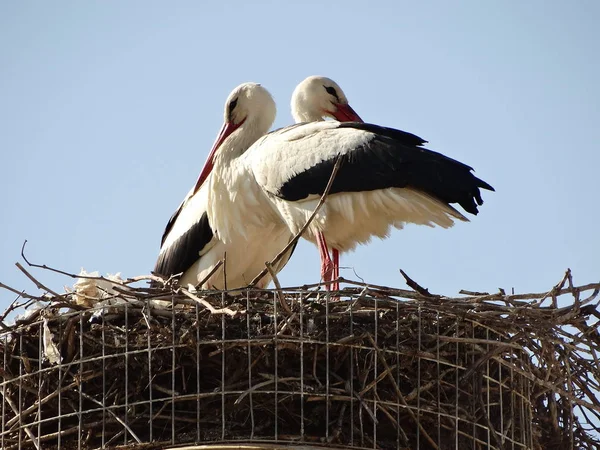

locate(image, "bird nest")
[[1, 266, 600, 450]]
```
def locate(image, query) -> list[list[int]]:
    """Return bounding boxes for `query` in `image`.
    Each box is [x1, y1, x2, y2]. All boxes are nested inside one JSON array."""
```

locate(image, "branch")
[[20, 240, 80, 277], [366, 334, 439, 449], [0, 391, 40, 449], [0, 282, 39, 301], [15, 262, 63, 298], [249, 155, 343, 287], [179, 287, 240, 317], [20, 240, 133, 286], [20, 241, 173, 293], [125, 274, 171, 286], [0, 293, 29, 331], [399, 269, 438, 298], [196, 259, 224, 289], [265, 261, 293, 316]]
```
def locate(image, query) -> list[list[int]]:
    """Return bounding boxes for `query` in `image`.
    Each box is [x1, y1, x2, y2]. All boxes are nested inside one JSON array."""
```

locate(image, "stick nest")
[[1, 269, 600, 450]]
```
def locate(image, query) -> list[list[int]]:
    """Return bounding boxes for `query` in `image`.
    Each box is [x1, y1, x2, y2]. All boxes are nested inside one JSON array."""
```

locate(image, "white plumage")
[[154, 83, 292, 290], [154, 76, 493, 294], [248, 76, 493, 290], [245, 116, 468, 286]]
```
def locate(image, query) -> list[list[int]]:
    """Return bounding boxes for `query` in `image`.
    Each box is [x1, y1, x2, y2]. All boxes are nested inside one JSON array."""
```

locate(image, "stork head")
[[194, 82, 276, 193], [291, 75, 363, 123], [222, 82, 277, 134]]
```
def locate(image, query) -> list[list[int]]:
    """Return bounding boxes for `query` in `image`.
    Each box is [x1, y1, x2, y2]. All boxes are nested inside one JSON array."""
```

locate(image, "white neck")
[[292, 94, 324, 123], [213, 119, 266, 169], [207, 119, 271, 244]]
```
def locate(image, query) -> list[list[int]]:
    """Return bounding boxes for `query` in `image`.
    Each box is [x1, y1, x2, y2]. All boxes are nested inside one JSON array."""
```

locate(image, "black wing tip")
[[461, 180, 493, 215], [480, 180, 495, 192], [463, 201, 481, 215], [470, 173, 494, 193]]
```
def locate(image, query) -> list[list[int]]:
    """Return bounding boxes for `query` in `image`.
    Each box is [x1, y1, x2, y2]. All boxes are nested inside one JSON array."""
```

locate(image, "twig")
[[4, 369, 97, 429], [399, 269, 437, 297], [0, 281, 40, 301], [265, 261, 292, 316], [337, 277, 419, 298], [15, 262, 64, 298], [154, 260, 225, 291], [0, 390, 40, 449], [459, 289, 490, 296], [546, 268, 572, 308], [3, 419, 116, 449], [0, 293, 27, 324], [223, 251, 227, 291], [20, 240, 160, 287], [79, 392, 142, 444], [250, 155, 343, 287], [125, 274, 171, 285], [196, 259, 224, 289], [179, 288, 239, 317], [366, 334, 440, 450], [20, 240, 81, 278]]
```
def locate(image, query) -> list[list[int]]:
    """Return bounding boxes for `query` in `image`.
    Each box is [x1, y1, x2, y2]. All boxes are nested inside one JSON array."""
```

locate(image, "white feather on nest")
[[70, 269, 125, 307]]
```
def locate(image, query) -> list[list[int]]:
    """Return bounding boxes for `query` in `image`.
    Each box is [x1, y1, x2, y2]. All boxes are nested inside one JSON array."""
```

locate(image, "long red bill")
[[331, 103, 364, 123], [193, 121, 241, 194]]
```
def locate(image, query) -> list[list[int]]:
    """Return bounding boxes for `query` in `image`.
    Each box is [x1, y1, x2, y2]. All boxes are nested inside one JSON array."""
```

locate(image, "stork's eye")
[[228, 98, 238, 117], [324, 86, 339, 100]]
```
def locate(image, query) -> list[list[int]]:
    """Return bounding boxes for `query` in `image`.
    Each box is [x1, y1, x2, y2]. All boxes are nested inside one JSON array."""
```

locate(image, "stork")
[[245, 76, 494, 291], [153, 82, 293, 289]]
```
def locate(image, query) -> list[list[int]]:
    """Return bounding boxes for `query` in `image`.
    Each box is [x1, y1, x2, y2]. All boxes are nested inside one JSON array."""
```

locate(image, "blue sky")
[[1, 1, 599, 308]]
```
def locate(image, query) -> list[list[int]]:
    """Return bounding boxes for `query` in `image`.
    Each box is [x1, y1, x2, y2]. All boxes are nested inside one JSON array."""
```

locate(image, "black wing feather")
[[160, 203, 183, 247], [278, 122, 494, 215], [153, 212, 214, 279]]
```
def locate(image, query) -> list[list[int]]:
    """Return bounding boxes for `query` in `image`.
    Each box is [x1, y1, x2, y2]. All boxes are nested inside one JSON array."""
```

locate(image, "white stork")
[[153, 82, 293, 289], [244, 76, 494, 290]]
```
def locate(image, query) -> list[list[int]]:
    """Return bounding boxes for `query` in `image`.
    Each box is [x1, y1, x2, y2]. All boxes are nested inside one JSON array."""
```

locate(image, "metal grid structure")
[[1, 280, 599, 450]]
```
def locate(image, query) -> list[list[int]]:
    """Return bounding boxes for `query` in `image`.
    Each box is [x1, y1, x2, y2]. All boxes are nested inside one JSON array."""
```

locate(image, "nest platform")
[[1, 270, 599, 450]]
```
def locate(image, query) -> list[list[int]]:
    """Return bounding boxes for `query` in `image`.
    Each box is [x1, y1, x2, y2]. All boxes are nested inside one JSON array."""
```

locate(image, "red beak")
[[193, 120, 242, 194], [331, 103, 363, 123]]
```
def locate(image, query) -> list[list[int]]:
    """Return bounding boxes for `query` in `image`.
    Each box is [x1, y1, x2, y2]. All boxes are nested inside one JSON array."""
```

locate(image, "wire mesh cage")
[[1, 271, 599, 450]]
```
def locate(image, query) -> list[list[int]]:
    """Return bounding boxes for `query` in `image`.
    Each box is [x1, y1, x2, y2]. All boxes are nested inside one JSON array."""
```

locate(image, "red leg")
[[316, 232, 334, 290], [332, 248, 340, 291]]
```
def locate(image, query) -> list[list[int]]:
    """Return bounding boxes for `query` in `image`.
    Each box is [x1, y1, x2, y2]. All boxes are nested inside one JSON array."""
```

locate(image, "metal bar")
[[274, 291, 279, 440], [246, 290, 255, 439], [299, 291, 305, 441], [125, 301, 129, 445], [196, 302, 201, 441], [147, 303, 153, 442], [171, 293, 176, 444], [78, 313, 84, 450]]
